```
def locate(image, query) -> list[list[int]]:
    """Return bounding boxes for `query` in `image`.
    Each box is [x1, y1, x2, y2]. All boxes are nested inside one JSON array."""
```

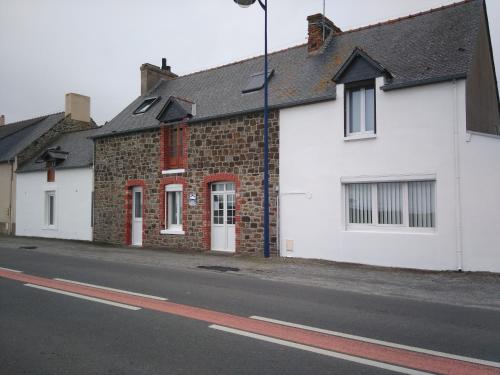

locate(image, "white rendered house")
[[15, 129, 95, 241], [279, 2, 500, 271]]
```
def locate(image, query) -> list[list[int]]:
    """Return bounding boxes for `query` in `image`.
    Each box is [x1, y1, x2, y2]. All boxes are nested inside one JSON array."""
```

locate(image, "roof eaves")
[[381, 73, 467, 91]]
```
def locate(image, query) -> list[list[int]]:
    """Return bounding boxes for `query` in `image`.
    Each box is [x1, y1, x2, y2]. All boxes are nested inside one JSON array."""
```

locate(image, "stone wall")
[[93, 110, 279, 255]]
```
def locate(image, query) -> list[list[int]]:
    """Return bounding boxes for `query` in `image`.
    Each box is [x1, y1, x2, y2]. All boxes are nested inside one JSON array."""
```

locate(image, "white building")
[[15, 128, 95, 241], [279, 2, 500, 272]]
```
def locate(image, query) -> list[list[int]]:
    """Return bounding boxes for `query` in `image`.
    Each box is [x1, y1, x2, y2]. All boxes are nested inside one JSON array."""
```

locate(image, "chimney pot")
[[140, 60, 177, 96]]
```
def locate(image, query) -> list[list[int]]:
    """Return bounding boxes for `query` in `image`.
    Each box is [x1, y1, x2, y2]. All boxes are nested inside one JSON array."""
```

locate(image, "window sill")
[[43, 226, 58, 231], [162, 169, 185, 175], [344, 225, 435, 234], [160, 229, 185, 235], [344, 133, 376, 141]]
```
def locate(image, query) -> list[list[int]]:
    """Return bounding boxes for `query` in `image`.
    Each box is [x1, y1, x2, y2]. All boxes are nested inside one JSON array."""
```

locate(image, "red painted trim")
[[202, 173, 241, 252], [159, 176, 188, 234], [124, 179, 147, 246], [159, 123, 188, 171], [2, 268, 497, 375]]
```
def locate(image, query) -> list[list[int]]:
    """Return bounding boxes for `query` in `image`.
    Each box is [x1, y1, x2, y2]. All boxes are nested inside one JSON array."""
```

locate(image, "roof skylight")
[[242, 69, 274, 94], [133, 97, 160, 114]]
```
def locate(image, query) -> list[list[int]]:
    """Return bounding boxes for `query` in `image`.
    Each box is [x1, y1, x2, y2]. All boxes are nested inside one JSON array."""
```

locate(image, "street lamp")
[[234, 0, 270, 258]]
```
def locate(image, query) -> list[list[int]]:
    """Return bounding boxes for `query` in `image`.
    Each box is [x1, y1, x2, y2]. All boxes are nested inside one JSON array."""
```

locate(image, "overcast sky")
[[1, 0, 499, 125]]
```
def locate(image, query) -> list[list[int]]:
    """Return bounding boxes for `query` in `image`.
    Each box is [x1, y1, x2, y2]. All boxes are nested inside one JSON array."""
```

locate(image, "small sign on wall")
[[189, 193, 197, 207]]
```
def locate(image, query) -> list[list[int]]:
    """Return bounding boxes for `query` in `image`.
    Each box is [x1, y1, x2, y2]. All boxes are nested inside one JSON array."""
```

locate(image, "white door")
[[211, 182, 236, 252], [131, 187, 143, 246]]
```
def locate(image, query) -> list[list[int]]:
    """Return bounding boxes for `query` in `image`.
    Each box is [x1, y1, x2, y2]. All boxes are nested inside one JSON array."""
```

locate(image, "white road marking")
[[53, 278, 168, 301], [250, 316, 500, 369], [24, 284, 141, 310], [0, 266, 22, 273], [209, 324, 431, 375]]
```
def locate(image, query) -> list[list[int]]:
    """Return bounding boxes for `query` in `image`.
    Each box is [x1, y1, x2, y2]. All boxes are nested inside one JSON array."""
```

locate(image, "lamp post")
[[233, 0, 270, 258]]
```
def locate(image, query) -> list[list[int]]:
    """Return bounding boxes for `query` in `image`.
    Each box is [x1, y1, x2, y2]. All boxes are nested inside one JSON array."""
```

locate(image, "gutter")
[[8, 158, 14, 235], [381, 74, 467, 91], [452, 79, 464, 271], [89, 94, 337, 140]]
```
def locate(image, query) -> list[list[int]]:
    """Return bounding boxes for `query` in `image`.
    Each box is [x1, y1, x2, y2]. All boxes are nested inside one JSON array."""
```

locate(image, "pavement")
[[2, 235, 499, 311]]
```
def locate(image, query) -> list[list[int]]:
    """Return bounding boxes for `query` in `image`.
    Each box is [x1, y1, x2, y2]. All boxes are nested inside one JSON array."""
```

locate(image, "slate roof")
[[17, 128, 96, 173], [92, 0, 484, 138], [0, 113, 65, 162]]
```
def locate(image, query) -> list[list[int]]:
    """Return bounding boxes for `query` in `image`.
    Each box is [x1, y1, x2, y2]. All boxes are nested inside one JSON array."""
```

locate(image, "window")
[[133, 97, 160, 114], [45, 191, 56, 228], [165, 125, 186, 169], [242, 69, 275, 93], [345, 81, 375, 136], [164, 184, 183, 234], [345, 181, 435, 229]]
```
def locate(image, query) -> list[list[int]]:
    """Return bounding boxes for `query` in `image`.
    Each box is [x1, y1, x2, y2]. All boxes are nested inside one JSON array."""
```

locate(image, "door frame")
[[210, 183, 236, 252], [125, 180, 147, 246], [202, 173, 240, 252], [131, 186, 143, 246]]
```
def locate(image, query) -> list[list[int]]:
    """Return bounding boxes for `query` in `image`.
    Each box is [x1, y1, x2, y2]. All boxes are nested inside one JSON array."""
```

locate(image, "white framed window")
[[345, 180, 435, 231], [162, 184, 184, 235], [345, 80, 375, 137], [45, 191, 56, 229]]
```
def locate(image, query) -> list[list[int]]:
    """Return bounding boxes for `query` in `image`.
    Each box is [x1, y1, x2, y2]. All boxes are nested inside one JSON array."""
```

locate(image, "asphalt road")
[[1, 243, 500, 374]]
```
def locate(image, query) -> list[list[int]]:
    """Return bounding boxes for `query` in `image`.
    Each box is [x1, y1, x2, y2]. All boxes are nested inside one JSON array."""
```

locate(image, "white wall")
[[15, 168, 93, 241], [460, 131, 500, 272], [280, 78, 471, 271]]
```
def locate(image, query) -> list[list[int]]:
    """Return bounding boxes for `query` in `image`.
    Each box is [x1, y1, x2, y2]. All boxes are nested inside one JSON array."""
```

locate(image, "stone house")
[[92, 0, 500, 269], [0, 93, 95, 235]]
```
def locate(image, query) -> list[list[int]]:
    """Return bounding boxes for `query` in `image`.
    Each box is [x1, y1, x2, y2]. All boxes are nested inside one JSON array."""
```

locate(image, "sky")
[[1, 0, 499, 125]]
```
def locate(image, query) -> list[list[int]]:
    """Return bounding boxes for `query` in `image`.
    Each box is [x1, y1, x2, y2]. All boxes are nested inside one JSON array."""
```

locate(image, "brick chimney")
[[65, 93, 90, 122], [307, 14, 341, 54], [140, 58, 178, 96], [0, 114, 5, 126]]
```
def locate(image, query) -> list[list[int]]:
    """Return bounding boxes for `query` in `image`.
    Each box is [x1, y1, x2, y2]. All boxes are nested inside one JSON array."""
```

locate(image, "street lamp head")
[[233, 0, 256, 8]]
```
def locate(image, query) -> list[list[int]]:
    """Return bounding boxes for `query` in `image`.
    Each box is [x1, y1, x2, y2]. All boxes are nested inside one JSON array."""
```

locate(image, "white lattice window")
[[345, 181, 435, 230]]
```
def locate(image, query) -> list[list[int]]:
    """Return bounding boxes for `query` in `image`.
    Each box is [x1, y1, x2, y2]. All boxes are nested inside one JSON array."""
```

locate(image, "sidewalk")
[[1, 235, 499, 311]]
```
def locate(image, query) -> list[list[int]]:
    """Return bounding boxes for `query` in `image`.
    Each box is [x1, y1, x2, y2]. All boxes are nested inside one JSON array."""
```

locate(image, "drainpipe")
[[452, 80, 464, 271], [8, 158, 14, 235]]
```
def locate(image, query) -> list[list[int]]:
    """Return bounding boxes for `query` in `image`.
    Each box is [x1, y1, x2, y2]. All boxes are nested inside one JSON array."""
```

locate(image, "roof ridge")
[[174, 43, 307, 80], [339, 0, 476, 35], [3, 111, 64, 127]]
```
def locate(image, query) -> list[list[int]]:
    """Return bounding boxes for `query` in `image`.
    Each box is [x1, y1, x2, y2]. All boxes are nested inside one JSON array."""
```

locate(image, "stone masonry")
[[93, 110, 279, 255]]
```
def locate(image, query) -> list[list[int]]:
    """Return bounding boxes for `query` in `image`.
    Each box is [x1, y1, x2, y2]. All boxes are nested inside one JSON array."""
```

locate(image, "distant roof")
[[17, 128, 96, 173], [0, 113, 65, 162], [92, 0, 483, 138]]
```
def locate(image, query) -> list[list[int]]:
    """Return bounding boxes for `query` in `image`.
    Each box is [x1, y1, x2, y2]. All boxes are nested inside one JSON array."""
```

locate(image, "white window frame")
[[45, 190, 57, 229], [161, 184, 184, 235], [345, 82, 376, 138], [343, 180, 436, 233]]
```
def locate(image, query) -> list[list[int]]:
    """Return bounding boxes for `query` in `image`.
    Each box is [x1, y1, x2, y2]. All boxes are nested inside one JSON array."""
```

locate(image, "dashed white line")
[[0, 266, 22, 273], [250, 316, 500, 369], [24, 284, 141, 310], [209, 324, 431, 375], [53, 278, 168, 300]]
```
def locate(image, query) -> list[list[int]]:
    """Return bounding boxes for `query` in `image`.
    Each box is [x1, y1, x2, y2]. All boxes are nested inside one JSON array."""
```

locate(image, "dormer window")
[[133, 97, 160, 114], [345, 80, 375, 136]]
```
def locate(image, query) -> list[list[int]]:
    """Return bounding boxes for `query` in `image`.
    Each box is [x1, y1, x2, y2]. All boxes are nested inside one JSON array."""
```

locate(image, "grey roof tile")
[[0, 113, 65, 162], [92, 0, 482, 138], [17, 128, 97, 173]]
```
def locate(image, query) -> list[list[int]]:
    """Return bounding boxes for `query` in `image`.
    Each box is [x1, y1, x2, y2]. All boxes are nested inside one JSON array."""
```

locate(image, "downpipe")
[[452, 80, 464, 271]]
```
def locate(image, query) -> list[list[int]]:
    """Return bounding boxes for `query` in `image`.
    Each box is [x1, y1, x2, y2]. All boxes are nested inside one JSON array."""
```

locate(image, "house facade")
[[15, 127, 96, 241], [92, 0, 500, 271], [0, 93, 95, 235], [280, 1, 500, 272]]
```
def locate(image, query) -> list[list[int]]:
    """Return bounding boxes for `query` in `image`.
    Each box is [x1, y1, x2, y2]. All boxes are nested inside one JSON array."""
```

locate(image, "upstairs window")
[[164, 125, 187, 169], [133, 97, 160, 114], [345, 81, 375, 136], [242, 69, 274, 93]]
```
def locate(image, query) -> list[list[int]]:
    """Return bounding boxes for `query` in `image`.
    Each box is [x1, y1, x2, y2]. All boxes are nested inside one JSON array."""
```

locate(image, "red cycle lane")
[[1, 268, 499, 375]]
